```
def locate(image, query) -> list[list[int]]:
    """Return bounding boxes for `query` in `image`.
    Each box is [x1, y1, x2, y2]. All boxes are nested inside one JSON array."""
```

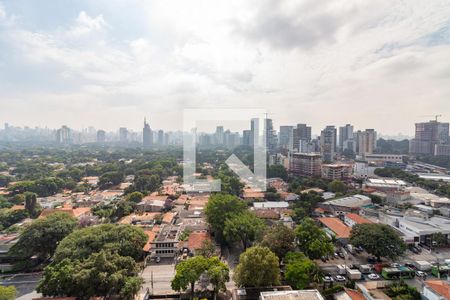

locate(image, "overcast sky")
[[0, 0, 449, 136]]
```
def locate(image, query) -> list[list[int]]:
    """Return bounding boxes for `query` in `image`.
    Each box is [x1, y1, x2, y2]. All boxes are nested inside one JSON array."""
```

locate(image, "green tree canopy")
[[284, 252, 322, 290], [223, 212, 265, 250], [260, 223, 295, 258], [0, 286, 17, 300], [10, 212, 78, 260], [233, 246, 280, 287], [37, 250, 142, 300], [350, 223, 406, 260], [205, 194, 247, 238], [327, 180, 348, 194], [295, 218, 334, 259], [125, 191, 144, 203], [53, 224, 147, 262]]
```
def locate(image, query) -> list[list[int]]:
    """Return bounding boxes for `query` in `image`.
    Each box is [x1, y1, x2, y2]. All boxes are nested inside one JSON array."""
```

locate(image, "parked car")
[[338, 252, 346, 259], [416, 271, 426, 277], [411, 247, 420, 254], [367, 257, 377, 264], [391, 263, 401, 268], [335, 275, 346, 282], [367, 273, 380, 280], [155, 256, 161, 263], [323, 276, 334, 282], [334, 252, 339, 258]]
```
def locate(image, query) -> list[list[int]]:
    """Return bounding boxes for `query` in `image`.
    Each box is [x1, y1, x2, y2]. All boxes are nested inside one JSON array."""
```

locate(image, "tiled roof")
[[346, 213, 373, 224], [188, 231, 210, 250], [426, 280, 450, 300], [344, 289, 365, 300], [318, 217, 351, 239], [143, 230, 157, 252]]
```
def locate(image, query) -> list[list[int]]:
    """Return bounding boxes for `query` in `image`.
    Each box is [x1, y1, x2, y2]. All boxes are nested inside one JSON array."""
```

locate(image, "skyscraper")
[[410, 120, 450, 155], [143, 119, 152, 149], [242, 130, 252, 146], [96, 130, 106, 143], [279, 126, 293, 149], [56, 125, 71, 144], [339, 124, 354, 151], [293, 124, 312, 151], [215, 126, 224, 145], [265, 118, 277, 153], [320, 126, 337, 162], [119, 127, 128, 143], [158, 129, 164, 145]]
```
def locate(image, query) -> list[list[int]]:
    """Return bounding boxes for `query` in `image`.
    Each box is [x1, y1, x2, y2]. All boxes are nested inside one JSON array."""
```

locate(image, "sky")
[[0, 0, 449, 136]]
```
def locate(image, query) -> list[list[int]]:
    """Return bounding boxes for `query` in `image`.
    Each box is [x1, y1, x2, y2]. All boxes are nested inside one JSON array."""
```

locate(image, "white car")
[[367, 273, 380, 280], [155, 257, 161, 263], [323, 276, 334, 282], [335, 275, 346, 282], [416, 271, 426, 277], [391, 263, 401, 268]]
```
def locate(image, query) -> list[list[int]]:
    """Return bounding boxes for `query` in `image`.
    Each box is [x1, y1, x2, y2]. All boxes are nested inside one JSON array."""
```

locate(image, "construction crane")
[[418, 114, 442, 122]]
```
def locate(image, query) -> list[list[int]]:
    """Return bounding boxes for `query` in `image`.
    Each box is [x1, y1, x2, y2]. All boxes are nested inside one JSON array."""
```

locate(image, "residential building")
[[157, 129, 164, 145], [321, 164, 353, 181], [265, 118, 277, 153], [318, 217, 351, 241], [343, 213, 373, 227], [320, 126, 337, 162], [56, 125, 71, 144], [319, 194, 372, 213], [289, 152, 322, 177], [410, 120, 450, 155], [242, 130, 252, 146], [151, 224, 181, 258], [423, 280, 450, 300], [355, 129, 377, 157]]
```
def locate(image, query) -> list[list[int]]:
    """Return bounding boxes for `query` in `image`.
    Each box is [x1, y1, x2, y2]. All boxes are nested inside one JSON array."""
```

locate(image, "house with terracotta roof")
[[344, 213, 373, 227], [334, 288, 365, 300], [184, 230, 213, 255], [423, 280, 450, 300], [318, 217, 352, 241], [39, 204, 91, 219]]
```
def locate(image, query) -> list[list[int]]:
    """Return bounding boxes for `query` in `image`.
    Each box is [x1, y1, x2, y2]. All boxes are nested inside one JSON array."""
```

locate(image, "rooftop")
[[260, 290, 324, 300], [318, 217, 351, 239], [345, 213, 373, 224]]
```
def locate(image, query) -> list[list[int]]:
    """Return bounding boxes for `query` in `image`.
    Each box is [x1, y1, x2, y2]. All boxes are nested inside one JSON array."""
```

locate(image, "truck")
[[359, 264, 374, 274], [413, 260, 432, 271], [346, 266, 362, 280], [336, 264, 346, 275]]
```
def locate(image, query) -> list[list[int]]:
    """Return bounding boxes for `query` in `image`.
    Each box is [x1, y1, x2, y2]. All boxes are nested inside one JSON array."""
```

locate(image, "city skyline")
[[1, 1, 450, 135]]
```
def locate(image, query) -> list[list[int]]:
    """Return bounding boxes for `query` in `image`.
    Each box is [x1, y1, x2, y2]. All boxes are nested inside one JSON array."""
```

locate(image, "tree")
[[350, 223, 406, 260], [267, 165, 288, 181], [385, 281, 421, 300], [432, 232, 448, 248], [53, 224, 147, 262], [205, 194, 247, 238], [284, 252, 321, 289], [328, 180, 348, 194], [224, 212, 265, 250], [207, 257, 230, 300], [0, 286, 17, 300], [260, 223, 295, 258], [10, 212, 77, 260], [196, 239, 216, 258], [24, 192, 38, 217], [295, 218, 334, 259], [98, 171, 124, 189], [37, 250, 142, 300], [233, 246, 280, 287], [171, 256, 209, 297], [125, 191, 144, 203]]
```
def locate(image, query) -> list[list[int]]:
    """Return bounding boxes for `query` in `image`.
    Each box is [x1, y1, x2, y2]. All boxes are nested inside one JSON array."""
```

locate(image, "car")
[[367, 273, 380, 280], [155, 257, 161, 263], [416, 271, 426, 277], [391, 263, 401, 268], [321, 256, 328, 262], [323, 276, 334, 282], [334, 275, 346, 282], [411, 247, 420, 254], [334, 252, 339, 258], [338, 252, 345, 259], [367, 257, 377, 264]]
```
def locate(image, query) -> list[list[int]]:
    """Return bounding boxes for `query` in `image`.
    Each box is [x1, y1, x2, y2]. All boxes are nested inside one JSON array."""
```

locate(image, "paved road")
[[0, 273, 42, 299], [140, 260, 176, 296]]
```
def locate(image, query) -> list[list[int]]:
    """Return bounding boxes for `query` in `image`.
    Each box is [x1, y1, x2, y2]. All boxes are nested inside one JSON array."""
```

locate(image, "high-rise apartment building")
[[157, 130, 164, 145], [56, 125, 71, 144], [265, 118, 277, 153], [339, 124, 354, 152], [289, 152, 322, 177], [215, 126, 224, 145], [142, 119, 152, 149], [242, 130, 252, 146], [320, 126, 337, 162], [355, 129, 377, 157], [96, 130, 106, 143], [410, 120, 450, 155], [279, 126, 294, 149]]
